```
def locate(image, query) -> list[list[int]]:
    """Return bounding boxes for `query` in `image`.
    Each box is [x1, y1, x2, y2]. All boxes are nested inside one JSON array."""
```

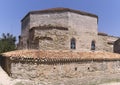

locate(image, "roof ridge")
[[21, 7, 98, 22]]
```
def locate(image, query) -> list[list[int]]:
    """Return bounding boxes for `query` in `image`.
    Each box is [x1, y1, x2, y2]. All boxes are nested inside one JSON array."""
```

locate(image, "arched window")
[[91, 40, 95, 51], [71, 38, 76, 49]]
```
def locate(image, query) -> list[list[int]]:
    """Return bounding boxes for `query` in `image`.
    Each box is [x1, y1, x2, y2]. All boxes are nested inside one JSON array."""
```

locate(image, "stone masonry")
[[2, 8, 120, 85], [2, 49, 120, 85], [11, 60, 120, 81], [6, 57, 120, 85], [18, 7, 119, 52]]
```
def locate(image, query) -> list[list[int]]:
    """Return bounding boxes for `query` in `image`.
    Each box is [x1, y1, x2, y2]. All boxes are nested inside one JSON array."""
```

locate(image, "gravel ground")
[[0, 66, 12, 85], [0, 66, 31, 85]]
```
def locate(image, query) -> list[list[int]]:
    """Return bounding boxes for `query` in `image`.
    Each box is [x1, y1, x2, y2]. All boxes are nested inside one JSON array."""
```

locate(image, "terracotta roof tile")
[[21, 7, 98, 22], [1, 50, 120, 60]]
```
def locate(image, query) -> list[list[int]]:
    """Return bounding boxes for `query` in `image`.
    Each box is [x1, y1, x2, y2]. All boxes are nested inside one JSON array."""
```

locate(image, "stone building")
[[18, 7, 119, 52], [2, 50, 120, 85], [114, 39, 120, 53], [1, 8, 120, 85]]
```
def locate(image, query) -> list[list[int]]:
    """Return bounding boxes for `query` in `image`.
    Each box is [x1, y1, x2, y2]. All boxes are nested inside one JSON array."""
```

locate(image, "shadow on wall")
[[0, 56, 11, 76]]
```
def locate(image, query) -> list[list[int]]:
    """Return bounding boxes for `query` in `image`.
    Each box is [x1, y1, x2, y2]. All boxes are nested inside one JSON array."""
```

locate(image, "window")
[[91, 40, 95, 50], [71, 38, 76, 49]]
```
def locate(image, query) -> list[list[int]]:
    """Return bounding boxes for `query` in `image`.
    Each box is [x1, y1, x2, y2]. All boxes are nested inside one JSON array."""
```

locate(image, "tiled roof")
[[1, 50, 120, 60], [21, 7, 98, 22]]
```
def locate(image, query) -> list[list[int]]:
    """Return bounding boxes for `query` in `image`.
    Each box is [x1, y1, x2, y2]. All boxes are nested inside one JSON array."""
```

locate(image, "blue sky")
[[0, 0, 120, 40]]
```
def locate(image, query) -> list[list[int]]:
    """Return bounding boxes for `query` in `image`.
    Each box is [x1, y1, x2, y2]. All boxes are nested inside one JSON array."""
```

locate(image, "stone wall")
[[27, 12, 98, 51], [10, 60, 120, 81], [97, 34, 119, 52], [68, 12, 98, 51], [114, 39, 120, 53], [30, 12, 69, 29], [107, 35, 119, 52], [21, 12, 69, 50], [29, 11, 98, 35], [33, 28, 69, 50], [21, 15, 30, 49], [97, 35, 110, 52], [32, 29, 98, 51], [68, 12, 98, 34]]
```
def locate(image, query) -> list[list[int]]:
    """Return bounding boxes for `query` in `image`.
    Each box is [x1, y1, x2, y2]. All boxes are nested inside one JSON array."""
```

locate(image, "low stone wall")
[[10, 60, 120, 81]]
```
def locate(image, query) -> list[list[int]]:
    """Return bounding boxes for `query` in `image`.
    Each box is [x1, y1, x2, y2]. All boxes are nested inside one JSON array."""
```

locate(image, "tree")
[[0, 33, 16, 53]]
